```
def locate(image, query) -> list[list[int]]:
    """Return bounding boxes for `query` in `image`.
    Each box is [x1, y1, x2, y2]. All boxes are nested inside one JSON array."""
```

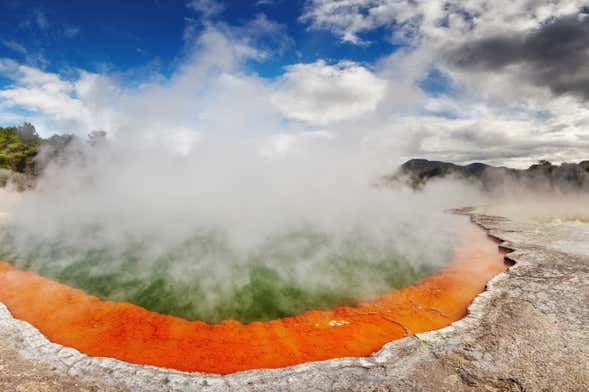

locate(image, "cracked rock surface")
[[0, 210, 588, 391]]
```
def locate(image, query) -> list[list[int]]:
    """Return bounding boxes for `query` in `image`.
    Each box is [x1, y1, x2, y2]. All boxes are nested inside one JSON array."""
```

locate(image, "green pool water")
[[0, 226, 446, 323]]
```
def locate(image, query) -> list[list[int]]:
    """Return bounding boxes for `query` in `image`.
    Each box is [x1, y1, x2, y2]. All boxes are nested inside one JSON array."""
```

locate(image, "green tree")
[[0, 123, 41, 174]]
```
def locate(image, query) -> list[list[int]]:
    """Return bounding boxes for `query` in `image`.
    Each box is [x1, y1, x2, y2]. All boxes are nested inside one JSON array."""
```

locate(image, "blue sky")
[[0, 0, 398, 79], [0, 0, 587, 167]]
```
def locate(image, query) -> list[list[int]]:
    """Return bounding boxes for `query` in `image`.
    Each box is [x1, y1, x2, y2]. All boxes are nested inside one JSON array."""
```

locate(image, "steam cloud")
[[0, 21, 493, 323], [0, 133, 486, 322]]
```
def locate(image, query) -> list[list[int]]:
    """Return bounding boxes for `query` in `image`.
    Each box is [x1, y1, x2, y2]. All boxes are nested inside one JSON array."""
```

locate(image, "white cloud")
[[301, 0, 424, 45], [296, 0, 589, 166], [0, 65, 111, 134], [271, 60, 387, 125], [301, 0, 589, 102], [186, 0, 225, 19], [301, 0, 587, 45]]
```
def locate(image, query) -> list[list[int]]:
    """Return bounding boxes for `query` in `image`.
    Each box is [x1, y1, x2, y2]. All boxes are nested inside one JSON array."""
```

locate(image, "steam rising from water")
[[0, 24, 488, 322], [0, 136, 485, 322]]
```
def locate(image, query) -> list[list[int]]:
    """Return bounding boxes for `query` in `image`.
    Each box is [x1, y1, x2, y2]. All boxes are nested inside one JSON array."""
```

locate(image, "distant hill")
[[389, 159, 589, 193]]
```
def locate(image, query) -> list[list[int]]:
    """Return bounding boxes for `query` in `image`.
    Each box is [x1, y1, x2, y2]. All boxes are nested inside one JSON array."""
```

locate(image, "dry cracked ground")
[[0, 209, 588, 391]]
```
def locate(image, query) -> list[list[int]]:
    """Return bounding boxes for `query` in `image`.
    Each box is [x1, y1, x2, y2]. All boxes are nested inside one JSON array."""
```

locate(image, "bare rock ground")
[[0, 210, 588, 391], [0, 335, 119, 392]]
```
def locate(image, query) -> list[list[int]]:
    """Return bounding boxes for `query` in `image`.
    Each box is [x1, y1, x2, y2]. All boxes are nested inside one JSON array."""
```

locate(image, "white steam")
[[0, 23, 490, 322], [0, 129, 486, 322]]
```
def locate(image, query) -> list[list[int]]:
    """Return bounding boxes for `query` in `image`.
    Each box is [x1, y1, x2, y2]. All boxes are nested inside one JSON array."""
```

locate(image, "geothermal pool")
[[0, 220, 507, 374], [0, 219, 451, 323]]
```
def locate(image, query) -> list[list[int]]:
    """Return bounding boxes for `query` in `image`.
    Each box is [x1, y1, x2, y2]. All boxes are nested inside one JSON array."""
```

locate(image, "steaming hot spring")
[[0, 153, 508, 374]]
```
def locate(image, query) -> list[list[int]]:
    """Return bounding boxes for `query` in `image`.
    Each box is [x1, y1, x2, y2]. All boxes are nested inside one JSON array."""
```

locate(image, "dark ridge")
[[388, 158, 589, 193]]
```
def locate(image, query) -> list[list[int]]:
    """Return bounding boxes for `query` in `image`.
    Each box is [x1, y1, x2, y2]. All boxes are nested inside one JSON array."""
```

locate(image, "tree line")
[[0, 123, 106, 175]]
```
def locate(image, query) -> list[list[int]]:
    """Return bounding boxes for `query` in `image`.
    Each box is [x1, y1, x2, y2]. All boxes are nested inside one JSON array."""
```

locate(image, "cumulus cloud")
[[302, 1, 589, 99], [271, 60, 387, 125], [0, 62, 100, 132], [296, 0, 589, 166], [300, 0, 423, 45], [444, 13, 589, 100], [301, 0, 588, 44]]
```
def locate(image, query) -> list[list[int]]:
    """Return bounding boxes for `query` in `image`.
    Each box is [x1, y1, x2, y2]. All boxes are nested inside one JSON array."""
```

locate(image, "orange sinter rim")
[[0, 225, 507, 374]]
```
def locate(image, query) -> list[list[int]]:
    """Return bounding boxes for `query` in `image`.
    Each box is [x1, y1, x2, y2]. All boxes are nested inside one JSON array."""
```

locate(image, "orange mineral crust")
[[0, 226, 507, 374]]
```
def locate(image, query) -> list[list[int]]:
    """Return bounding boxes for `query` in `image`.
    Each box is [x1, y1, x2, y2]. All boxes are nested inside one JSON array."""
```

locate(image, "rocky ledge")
[[0, 210, 588, 391]]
